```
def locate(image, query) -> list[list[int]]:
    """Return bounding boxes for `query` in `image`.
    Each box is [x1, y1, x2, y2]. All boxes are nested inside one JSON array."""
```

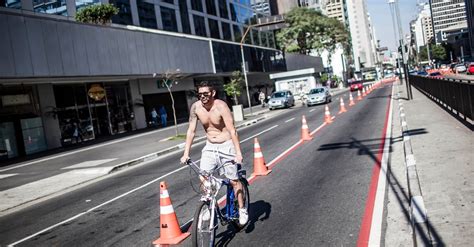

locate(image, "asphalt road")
[[0, 84, 393, 247]]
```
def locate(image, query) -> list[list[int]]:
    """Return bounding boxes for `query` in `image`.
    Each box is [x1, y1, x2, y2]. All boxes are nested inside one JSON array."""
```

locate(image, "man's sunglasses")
[[197, 92, 212, 98]]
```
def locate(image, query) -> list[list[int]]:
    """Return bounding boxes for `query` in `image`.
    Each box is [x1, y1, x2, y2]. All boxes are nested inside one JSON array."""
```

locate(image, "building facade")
[[0, 0, 286, 161], [466, 0, 474, 58], [429, 0, 468, 43], [412, 2, 434, 52]]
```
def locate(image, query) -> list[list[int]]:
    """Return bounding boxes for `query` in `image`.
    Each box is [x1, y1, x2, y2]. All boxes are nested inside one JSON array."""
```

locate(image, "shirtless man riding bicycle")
[[180, 81, 248, 225]]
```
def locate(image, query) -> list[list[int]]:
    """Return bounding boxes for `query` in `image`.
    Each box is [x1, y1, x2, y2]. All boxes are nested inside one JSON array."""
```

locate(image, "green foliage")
[[320, 73, 329, 82], [224, 71, 243, 105], [75, 3, 119, 25], [418, 44, 447, 61], [276, 7, 350, 57]]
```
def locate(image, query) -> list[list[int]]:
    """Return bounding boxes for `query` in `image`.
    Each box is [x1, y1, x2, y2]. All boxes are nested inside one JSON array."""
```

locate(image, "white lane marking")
[[285, 118, 295, 123], [309, 109, 316, 112], [62, 159, 117, 169], [7, 165, 189, 247], [0, 125, 189, 173], [240, 125, 278, 143], [368, 83, 394, 245], [310, 122, 327, 136], [0, 174, 18, 179], [8, 124, 268, 246]]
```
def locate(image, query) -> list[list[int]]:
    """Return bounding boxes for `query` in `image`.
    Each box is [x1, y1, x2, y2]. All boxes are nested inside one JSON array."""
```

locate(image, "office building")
[[429, 0, 468, 43], [466, 0, 474, 58], [0, 0, 286, 160]]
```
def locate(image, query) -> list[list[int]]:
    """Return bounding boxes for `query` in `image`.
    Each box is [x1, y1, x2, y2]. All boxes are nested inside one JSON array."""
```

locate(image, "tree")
[[75, 3, 119, 25], [155, 69, 182, 137], [275, 7, 350, 59], [224, 71, 243, 105], [418, 44, 447, 61]]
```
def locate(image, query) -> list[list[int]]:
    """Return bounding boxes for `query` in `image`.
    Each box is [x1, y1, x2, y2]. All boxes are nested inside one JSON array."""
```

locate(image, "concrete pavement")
[[385, 79, 473, 246]]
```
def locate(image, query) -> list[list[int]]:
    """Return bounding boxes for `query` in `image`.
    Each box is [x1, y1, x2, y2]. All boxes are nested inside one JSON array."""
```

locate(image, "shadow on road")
[[316, 135, 444, 246], [214, 200, 271, 246]]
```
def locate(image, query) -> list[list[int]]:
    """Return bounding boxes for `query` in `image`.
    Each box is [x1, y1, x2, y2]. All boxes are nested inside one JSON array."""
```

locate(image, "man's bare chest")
[[197, 109, 223, 127]]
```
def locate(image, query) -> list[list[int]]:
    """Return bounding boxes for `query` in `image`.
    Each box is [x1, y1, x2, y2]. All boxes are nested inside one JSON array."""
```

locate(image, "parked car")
[[417, 71, 428, 76], [306, 87, 332, 106], [428, 71, 443, 79], [268, 90, 295, 110], [454, 64, 467, 73], [348, 80, 363, 91], [467, 63, 474, 75]]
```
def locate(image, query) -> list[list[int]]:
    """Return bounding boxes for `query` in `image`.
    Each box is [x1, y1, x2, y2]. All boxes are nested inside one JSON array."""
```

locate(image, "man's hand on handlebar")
[[180, 156, 190, 165]]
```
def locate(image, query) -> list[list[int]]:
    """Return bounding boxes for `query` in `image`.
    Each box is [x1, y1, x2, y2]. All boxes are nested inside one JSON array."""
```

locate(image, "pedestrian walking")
[[72, 122, 84, 144], [259, 91, 266, 107], [159, 105, 167, 127], [151, 108, 158, 127]]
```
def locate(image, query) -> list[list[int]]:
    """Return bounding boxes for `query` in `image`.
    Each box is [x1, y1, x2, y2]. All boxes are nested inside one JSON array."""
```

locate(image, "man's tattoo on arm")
[[189, 104, 197, 121]]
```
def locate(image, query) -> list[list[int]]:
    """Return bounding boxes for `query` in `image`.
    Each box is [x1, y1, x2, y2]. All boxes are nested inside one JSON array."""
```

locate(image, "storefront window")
[[21, 117, 47, 155], [2, 0, 21, 9], [33, 0, 68, 16], [0, 122, 18, 160]]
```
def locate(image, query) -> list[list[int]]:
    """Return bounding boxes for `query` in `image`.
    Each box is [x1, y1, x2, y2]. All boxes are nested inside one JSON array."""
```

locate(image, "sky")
[[366, 0, 421, 52]]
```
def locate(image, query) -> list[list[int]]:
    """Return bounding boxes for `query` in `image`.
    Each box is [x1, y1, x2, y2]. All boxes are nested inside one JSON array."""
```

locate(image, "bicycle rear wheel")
[[192, 201, 216, 247], [232, 178, 250, 231]]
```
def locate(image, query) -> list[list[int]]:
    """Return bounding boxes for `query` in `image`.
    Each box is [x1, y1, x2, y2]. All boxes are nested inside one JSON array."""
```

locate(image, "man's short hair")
[[197, 81, 214, 91]]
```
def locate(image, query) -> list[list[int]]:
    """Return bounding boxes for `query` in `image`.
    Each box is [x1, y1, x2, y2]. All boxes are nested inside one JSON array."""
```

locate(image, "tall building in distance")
[[345, 0, 377, 70], [429, 0, 468, 43], [324, 0, 345, 22], [466, 0, 474, 58], [413, 2, 434, 51]]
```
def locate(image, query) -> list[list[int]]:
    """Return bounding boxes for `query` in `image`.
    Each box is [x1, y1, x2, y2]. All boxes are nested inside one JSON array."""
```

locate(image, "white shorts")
[[200, 140, 238, 180]]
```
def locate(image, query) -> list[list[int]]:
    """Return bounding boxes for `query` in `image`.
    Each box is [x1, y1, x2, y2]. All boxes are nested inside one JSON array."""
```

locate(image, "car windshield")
[[309, 88, 325, 94], [272, 92, 286, 98], [349, 81, 362, 85]]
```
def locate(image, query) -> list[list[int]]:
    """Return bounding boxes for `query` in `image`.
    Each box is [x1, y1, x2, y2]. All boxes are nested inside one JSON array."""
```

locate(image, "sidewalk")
[[385, 80, 473, 246]]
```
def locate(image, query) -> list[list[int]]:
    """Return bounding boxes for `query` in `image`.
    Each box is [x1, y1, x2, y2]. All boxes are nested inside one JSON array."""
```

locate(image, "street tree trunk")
[[166, 85, 179, 136]]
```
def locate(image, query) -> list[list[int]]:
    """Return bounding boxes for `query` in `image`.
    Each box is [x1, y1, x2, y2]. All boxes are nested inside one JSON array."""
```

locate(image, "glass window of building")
[[163, 0, 174, 4], [252, 29, 259, 45], [205, 0, 217, 16], [137, 0, 157, 29], [233, 24, 242, 42], [229, 3, 237, 21], [161, 6, 178, 32], [194, 15, 207, 37], [221, 22, 232, 41], [190, 0, 203, 12], [110, 0, 133, 25], [2, 0, 21, 9], [33, 0, 68, 16], [268, 31, 275, 48], [243, 26, 251, 44], [75, 0, 100, 11], [178, 0, 191, 34], [218, 0, 228, 19], [261, 31, 268, 47], [208, 18, 220, 39]]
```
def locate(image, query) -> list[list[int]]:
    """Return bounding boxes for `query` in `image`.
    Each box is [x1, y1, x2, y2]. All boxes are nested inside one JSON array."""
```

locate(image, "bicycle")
[[186, 159, 250, 247]]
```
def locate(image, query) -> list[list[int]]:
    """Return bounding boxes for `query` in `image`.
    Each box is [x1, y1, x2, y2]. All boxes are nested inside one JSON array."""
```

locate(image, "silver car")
[[268, 90, 295, 110], [306, 87, 332, 106]]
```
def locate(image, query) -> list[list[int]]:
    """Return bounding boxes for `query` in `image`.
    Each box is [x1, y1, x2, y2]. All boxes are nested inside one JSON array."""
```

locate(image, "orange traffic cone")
[[301, 115, 313, 141], [324, 105, 333, 124], [152, 182, 190, 246], [338, 97, 347, 114], [251, 138, 271, 176], [349, 92, 355, 106], [362, 87, 367, 97], [357, 90, 362, 100]]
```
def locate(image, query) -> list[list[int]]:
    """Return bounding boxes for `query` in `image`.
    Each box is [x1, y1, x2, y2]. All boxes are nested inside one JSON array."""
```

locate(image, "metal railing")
[[409, 75, 473, 121]]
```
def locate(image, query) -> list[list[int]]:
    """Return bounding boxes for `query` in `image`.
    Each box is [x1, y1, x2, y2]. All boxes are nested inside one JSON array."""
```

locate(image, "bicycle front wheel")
[[192, 201, 216, 247]]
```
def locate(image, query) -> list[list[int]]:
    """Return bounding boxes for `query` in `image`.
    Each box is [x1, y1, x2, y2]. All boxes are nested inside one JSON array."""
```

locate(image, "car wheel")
[[269, 108, 273, 111]]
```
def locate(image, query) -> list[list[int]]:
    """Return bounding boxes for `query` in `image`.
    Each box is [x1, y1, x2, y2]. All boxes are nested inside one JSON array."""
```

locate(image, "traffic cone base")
[[252, 138, 272, 176], [152, 182, 190, 246], [338, 98, 347, 114], [324, 105, 333, 124]]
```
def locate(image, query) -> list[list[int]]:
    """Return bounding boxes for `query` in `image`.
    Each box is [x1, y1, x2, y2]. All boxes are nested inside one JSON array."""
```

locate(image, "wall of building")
[[0, 11, 214, 80], [37, 84, 62, 149]]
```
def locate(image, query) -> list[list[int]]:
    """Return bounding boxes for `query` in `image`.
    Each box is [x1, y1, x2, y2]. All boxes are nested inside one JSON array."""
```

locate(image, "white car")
[[268, 90, 295, 110], [306, 87, 332, 106]]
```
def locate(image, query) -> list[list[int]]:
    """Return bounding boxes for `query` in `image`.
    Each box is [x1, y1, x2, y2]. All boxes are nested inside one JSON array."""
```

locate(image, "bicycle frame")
[[186, 160, 241, 227]]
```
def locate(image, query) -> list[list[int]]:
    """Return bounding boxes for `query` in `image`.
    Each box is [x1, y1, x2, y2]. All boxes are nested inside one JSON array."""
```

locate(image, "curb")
[[395, 85, 434, 246], [108, 115, 268, 174]]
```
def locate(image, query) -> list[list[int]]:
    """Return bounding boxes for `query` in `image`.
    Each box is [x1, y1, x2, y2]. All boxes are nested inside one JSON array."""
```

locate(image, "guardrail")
[[408, 75, 473, 121]]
